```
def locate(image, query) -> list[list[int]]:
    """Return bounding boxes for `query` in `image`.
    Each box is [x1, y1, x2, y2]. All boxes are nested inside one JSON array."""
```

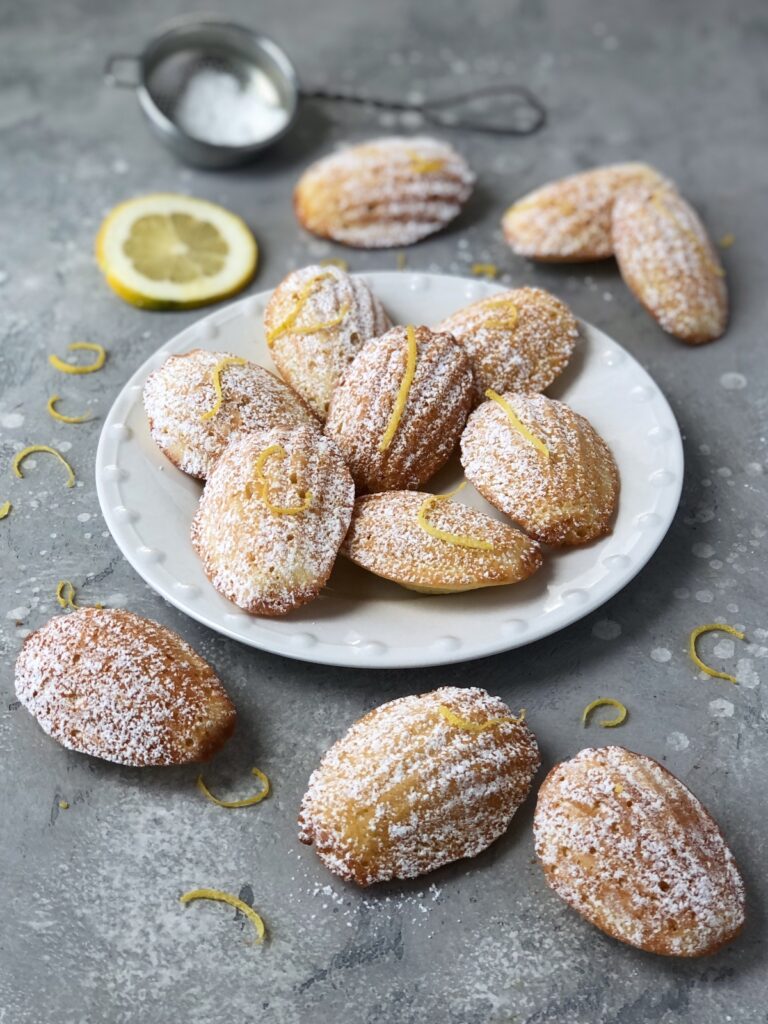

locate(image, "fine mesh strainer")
[[105, 16, 546, 169]]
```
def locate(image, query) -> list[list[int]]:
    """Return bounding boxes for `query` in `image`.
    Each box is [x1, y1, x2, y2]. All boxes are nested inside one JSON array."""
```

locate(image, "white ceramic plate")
[[96, 272, 683, 668]]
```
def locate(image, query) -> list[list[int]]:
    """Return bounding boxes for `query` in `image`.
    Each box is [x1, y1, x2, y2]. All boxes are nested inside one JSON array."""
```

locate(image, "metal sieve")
[[105, 16, 546, 170], [105, 17, 300, 168]]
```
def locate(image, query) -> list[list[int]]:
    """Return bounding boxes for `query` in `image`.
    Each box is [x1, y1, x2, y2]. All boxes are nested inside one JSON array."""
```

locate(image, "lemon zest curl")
[[179, 889, 266, 944], [47, 394, 92, 424], [379, 325, 417, 453], [254, 444, 312, 516], [416, 483, 494, 551], [439, 704, 526, 732], [49, 342, 106, 375], [689, 623, 745, 684], [200, 356, 247, 422], [582, 698, 628, 728], [485, 388, 549, 457], [196, 767, 270, 808], [12, 446, 76, 487]]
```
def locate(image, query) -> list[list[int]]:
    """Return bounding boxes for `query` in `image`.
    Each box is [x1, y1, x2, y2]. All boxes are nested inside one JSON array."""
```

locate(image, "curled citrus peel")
[[482, 297, 518, 331], [0, 501, 10, 520], [49, 342, 107, 375], [200, 356, 246, 422], [254, 444, 312, 516], [439, 704, 526, 732], [471, 263, 498, 278], [410, 154, 445, 174], [417, 483, 494, 551], [179, 889, 266, 945], [56, 580, 102, 611], [266, 272, 334, 346], [12, 446, 76, 487], [650, 190, 726, 278], [379, 325, 418, 452], [689, 623, 745, 684], [47, 394, 92, 424], [582, 698, 628, 728], [196, 767, 270, 808], [288, 301, 350, 337], [485, 388, 549, 457]]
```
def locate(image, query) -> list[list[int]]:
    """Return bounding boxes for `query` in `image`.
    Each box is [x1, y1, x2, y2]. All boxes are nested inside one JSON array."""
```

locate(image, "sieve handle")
[[104, 54, 141, 88]]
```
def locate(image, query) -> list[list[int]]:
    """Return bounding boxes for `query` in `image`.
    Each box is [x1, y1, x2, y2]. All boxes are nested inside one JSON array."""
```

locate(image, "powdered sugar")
[[534, 746, 745, 956], [298, 686, 540, 885]]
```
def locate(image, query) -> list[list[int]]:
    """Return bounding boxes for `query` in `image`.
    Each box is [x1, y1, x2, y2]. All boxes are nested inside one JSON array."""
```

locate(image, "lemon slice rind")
[[96, 193, 258, 310]]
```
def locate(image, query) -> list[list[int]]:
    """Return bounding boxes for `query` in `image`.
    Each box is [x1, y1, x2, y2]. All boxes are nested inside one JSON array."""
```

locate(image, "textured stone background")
[[1, 1, 766, 1021]]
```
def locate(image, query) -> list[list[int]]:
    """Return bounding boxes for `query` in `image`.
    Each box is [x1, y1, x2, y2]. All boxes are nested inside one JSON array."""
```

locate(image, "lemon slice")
[[96, 193, 258, 310]]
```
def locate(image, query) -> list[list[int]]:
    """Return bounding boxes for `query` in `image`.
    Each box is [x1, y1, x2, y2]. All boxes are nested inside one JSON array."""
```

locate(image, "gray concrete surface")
[[1, 1, 766, 1021]]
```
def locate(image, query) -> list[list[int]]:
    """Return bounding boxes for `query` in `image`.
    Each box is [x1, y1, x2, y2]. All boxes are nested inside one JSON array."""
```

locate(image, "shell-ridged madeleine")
[[342, 490, 543, 593], [460, 392, 619, 546], [437, 286, 579, 403], [612, 184, 728, 343], [264, 264, 392, 418], [15, 609, 236, 766], [502, 162, 666, 261], [325, 325, 474, 493], [534, 746, 746, 957], [143, 349, 317, 480], [293, 136, 475, 249], [299, 686, 540, 885], [191, 426, 354, 616]]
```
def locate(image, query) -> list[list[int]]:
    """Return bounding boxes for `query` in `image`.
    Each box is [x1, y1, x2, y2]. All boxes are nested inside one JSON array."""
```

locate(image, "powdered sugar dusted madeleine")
[[325, 325, 474, 492], [143, 349, 317, 480], [534, 746, 746, 957], [342, 490, 542, 593], [293, 136, 474, 249], [612, 184, 728, 343], [460, 392, 619, 546], [264, 264, 391, 418], [437, 286, 579, 403], [502, 162, 666, 261], [191, 426, 354, 616], [299, 687, 540, 885], [15, 608, 236, 766]]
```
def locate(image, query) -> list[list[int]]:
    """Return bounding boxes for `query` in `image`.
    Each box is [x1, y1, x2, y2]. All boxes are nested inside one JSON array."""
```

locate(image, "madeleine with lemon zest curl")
[[49, 342, 107, 375], [200, 356, 247, 422], [179, 889, 266, 944], [47, 395, 92, 424], [342, 489, 542, 594], [196, 767, 270, 808], [13, 446, 76, 488], [689, 623, 746, 684], [581, 698, 628, 728]]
